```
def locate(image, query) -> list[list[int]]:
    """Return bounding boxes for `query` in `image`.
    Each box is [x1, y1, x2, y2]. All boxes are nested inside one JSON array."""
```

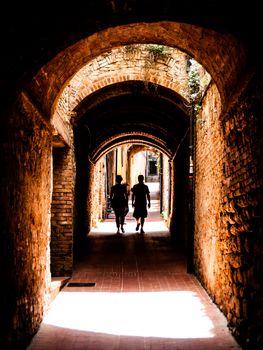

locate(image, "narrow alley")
[[27, 184, 241, 350]]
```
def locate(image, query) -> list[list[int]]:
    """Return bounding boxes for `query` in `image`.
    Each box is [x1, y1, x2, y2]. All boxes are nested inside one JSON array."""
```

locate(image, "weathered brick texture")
[[0, 93, 52, 349], [194, 69, 263, 348], [51, 145, 75, 276], [56, 44, 190, 123], [30, 22, 245, 119], [90, 158, 107, 228], [194, 82, 223, 292]]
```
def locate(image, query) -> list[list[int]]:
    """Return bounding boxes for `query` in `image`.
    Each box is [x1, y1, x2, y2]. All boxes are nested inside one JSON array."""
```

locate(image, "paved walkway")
[[27, 183, 241, 350]]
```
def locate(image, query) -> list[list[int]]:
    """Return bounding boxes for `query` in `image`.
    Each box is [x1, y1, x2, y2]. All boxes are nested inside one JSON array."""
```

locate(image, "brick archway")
[[29, 21, 246, 123], [52, 44, 192, 130]]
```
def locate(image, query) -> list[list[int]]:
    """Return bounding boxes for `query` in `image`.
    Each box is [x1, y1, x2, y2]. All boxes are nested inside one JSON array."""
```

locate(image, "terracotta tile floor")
[[28, 185, 241, 350]]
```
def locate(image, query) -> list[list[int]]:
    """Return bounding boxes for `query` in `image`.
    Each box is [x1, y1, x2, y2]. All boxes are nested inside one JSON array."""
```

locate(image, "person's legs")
[[140, 217, 145, 233], [115, 210, 120, 233], [135, 218, 140, 231], [120, 211, 125, 233], [133, 209, 140, 231]]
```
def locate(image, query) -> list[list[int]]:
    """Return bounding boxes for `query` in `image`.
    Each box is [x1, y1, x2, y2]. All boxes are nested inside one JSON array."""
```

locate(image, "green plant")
[[161, 211, 168, 220], [188, 58, 203, 115], [147, 44, 168, 61]]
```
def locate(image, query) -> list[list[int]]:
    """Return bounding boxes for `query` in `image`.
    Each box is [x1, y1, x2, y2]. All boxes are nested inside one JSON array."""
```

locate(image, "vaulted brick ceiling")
[[74, 81, 190, 161], [62, 44, 192, 159]]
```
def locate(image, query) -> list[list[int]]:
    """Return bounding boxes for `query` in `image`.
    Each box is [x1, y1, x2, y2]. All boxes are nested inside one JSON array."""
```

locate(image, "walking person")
[[131, 174, 151, 234], [110, 175, 129, 234]]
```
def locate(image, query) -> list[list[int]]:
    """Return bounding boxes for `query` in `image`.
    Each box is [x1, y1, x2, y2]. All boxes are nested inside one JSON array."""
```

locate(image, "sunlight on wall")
[[44, 291, 215, 339]]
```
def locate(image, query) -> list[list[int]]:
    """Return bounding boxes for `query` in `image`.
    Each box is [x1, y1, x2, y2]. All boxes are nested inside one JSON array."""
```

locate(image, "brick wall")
[[0, 93, 52, 349], [161, 154, 170, 219], [90, 158, 107, 228], [194, 82, 223, 291], [194, 69, 263, 348], [51, 145, 75, 276]]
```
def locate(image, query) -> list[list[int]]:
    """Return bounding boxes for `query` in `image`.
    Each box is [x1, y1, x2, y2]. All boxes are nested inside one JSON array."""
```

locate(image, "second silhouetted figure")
[[110, 175, 129, 234], [131, 174, 151, 234]]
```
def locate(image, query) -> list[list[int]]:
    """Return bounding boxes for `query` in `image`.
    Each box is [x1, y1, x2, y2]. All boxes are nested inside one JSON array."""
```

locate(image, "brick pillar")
[[0, 94, 52, 349], [51, 146, 75, 276]]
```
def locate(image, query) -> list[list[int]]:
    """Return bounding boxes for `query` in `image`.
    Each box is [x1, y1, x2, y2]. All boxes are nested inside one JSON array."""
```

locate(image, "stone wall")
[[161, 154, 170, 220], [194, 69, 263, 348], [90, 158, 107, 229], [51, 145, 75, 276], [0, 94, 52, 349], [194, 82, 223, 291], [219, 69, 263, 348]]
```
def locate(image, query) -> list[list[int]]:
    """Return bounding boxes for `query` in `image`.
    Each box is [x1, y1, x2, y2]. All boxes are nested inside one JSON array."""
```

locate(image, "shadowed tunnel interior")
[[73, 81, 190, 252], [74, 81, 190, 160]]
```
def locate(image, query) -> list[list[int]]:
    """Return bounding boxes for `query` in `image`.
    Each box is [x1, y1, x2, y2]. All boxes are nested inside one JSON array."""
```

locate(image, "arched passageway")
[[1, 3, 262, 350], [72, 79, 190, 249]]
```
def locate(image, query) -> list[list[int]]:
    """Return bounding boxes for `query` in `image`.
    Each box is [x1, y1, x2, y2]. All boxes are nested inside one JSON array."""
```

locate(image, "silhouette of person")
[[131, 174, 151, 233], [110, 175, 129, 234]]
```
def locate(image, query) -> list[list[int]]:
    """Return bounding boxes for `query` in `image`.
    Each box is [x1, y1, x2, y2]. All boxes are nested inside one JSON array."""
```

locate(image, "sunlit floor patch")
[[44, 291, 215, 338], [92, 200, 167, 235]]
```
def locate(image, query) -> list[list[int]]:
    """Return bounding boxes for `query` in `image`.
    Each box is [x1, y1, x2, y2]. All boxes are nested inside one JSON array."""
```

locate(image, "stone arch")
[[29, 21, 246, 122], [52, 44, 192, 127], [89, 132, 173, 163]]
